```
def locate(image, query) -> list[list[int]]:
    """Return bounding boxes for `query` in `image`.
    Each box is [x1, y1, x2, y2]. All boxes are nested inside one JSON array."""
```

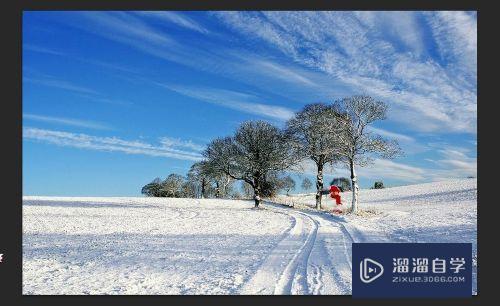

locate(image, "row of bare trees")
[[142, 161, 299, 199], [142, 96, 401, 213], [202, 95, 401, 213]]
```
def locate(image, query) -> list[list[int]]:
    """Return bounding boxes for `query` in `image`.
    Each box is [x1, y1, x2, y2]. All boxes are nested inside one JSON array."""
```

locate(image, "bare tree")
[[204, 121, 300, 207], [333, 96, 402, 213], [286, 103, 345, 209], [141, 177, 162, 197], [203, 160, 235, 198], [180, 180, 197, 198], [279, 175, 296, 196], [187, 161, 211, 198], [301, 177, 313, 192], [161, 174, 185, 198], [216, 174, 234, 198]]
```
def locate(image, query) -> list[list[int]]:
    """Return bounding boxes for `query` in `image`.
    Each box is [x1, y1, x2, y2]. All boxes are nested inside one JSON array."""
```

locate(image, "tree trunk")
[[254, 193, 261, 207], [315, 163, 324, 210], [253, 177, 261, 208], [350, 159, 359, 214], [201, 178, 206, 199], [215, 181, 220, 198], [222, 176, 231, 198]]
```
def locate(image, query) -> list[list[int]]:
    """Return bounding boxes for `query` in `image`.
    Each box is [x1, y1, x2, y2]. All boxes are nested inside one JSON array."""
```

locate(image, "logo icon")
[[360, 258, 384, 283]]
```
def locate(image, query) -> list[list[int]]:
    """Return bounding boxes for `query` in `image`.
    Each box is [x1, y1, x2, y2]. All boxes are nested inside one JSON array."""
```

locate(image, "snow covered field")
[[23, 178, 477, 295]]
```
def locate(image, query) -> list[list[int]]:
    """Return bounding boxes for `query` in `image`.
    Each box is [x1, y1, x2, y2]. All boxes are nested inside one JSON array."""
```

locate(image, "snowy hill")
[[23, 178, 477, 295], [277, 178, 477, 245]]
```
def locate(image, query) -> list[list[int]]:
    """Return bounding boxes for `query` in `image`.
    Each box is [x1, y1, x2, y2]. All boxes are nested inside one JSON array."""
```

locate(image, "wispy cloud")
[[356, 144, 476, 183], [356, 159, 427, 182], [24, 44, 65, 56], [67, 11, 190, 68], [24, 43, 139, 75], [214, 11, 477, 134], [23, 127, 203, 161], [292, 143, 475, 184], [253, 60, 316, 87], [24, 76, 99, 95], [292, 158, 426, 183], [23, 114, 111, 130], [159, 84, 295, 121], [76, 94, 133, 106], [425, 144, 477, 179], [136, 11, 209, 34], [368, 126, 430, 154], [78, 11, 177, 47], [159, 136, 206, 152], [368, 127, 415, 143], [424, 11, 477, 80], [58, 12, 346, 105], [53, 11, 476, 134], [23, 71, 134, 106]]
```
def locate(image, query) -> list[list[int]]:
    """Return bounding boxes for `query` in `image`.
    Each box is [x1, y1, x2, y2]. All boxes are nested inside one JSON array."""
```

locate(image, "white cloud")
[[356, 144, 476, 182], [23, 114, 111, 130], [290, 157, 426, 183], [368, 127, 415, 143], [356, 159, 426, 182], [24, 44, 65, 56], [59, 12, 351, 105], [159, 137, 206, 152], [136, 11, 209, 34], [214, 11, 477, 134], [23, 127, 203, 161], [79, 11, 176, 47], [425, 11, 477, 79], [54, 11, 477, 134], [290, 143, 476, 185], [250, 59, 316, 87], [430, 145, 477, 178], [159, 84, 295, 121], [24, 77, 99, 95]]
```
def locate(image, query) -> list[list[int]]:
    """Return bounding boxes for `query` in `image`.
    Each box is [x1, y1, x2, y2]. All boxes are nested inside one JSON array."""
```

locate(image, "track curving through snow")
[[239, 203, 354, 295]]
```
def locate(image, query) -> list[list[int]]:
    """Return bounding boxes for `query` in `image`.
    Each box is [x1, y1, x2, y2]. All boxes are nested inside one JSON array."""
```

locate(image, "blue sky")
[[22, 11, 477, 196]]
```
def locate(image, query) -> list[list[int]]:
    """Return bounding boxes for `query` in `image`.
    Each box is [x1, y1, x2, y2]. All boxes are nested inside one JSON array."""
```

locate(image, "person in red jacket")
[[330, 185, 343, 214], [329, 185, 342, 205]]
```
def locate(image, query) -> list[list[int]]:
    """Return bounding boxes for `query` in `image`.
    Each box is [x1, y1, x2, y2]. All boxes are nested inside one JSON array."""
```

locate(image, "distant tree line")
[[142, 95, 402, 213], [142, 170, 298, 200]]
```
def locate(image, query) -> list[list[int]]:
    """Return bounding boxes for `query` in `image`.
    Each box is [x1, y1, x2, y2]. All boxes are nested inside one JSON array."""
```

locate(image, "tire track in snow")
[[313, 222, 352, 294], [158, 207, 183, 220], [239, 209, 315, 295], [174, 200, 202, 220], [299, 211, 352, 294], [277, 214, 318, 294], [239, 204, 354, 295], [178, 209, 200, 220]]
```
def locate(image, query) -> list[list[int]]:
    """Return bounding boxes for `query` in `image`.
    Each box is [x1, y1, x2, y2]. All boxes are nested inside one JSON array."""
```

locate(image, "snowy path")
[[240, 204, 353, 295]]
